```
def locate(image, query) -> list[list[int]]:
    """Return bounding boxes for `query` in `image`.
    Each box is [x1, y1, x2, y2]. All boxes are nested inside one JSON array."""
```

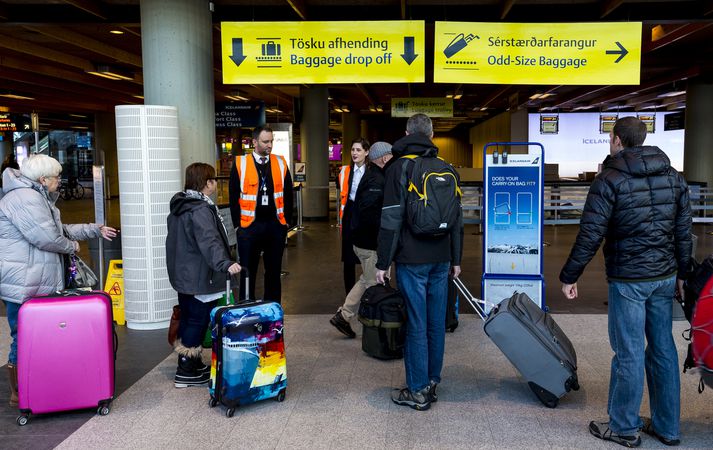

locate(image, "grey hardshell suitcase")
[[453, 277, 579, 408]]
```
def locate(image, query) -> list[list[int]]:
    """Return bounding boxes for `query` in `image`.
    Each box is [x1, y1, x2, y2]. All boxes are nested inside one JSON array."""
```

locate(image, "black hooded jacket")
[[376, 133, 463, 270], [559, 146, 692, 283], [166, 192, 234, 295]]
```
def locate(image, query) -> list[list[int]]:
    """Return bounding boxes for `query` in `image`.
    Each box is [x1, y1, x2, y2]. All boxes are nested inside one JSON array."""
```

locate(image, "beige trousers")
[[339, 245, 390, 320]]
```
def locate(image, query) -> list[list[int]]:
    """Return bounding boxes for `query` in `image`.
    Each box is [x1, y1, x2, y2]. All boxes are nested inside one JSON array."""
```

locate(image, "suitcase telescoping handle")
[[452, 276, 489, 321], [225, 270, 242, 305]]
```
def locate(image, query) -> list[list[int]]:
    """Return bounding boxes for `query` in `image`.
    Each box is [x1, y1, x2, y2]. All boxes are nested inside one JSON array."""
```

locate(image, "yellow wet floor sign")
[[104, 260, 125, 325]]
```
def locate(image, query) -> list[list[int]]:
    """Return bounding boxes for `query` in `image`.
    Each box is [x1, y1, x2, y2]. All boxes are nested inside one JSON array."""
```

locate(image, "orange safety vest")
[[338, 165, 350, 222], [235, 154, 288, 228]]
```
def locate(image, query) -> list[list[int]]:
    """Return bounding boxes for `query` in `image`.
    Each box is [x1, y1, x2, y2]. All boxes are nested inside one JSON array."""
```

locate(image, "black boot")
[[174, 343, 210, 388]]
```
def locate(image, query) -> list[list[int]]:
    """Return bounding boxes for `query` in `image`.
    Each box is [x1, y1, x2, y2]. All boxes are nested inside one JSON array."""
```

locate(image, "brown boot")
[[7, 363, 18, 407]]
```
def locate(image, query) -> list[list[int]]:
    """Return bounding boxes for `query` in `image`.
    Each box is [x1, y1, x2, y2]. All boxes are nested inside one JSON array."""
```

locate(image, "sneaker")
[[640, 417, 680, 446], [329, 311, 356, 338], [428, 380, 438, 403], [589, 421, 641, 448], [391, 387, 431, 411]]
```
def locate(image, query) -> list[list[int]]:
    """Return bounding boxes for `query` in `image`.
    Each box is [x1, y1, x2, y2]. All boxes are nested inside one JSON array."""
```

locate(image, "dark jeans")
[[3, 301, 20, 365], [177, 293, 216, 348], [238, 220, 288, 303]]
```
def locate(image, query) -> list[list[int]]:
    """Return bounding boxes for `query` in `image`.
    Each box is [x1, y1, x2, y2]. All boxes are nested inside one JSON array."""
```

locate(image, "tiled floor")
[[1, 199, 713, 448], [52, 315, 713, 450]]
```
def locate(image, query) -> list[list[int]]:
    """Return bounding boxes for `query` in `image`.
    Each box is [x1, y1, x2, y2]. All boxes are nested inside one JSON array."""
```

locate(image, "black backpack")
[[401, 155, 462, 237]]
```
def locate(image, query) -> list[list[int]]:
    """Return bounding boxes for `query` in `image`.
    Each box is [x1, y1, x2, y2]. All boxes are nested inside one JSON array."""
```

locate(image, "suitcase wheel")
[[98, 404, 111, 416], [276, 388, 286, 402], [16, 414, 29, 426], [209, 396, 218, 408], [528, 382, 559, 408], [226, 407, 236, 418]]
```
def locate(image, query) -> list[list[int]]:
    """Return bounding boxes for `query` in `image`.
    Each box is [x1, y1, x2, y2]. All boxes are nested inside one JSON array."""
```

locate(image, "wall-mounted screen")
[[529, 112, 684, 178]]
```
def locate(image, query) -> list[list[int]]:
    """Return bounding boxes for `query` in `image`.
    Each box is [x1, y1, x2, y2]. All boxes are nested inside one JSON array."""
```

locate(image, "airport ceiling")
[[0, 0, 712, 133]]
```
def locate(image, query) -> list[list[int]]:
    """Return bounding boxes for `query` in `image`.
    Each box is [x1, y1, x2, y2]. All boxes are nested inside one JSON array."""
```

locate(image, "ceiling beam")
[[600, 0, 625, 19], [500, 0, 516, 20], [586, 66, 701, 108], [552, 86, 611, 108], [248, 84, 293, 107], [704, 0, 713, 16], [356, 84, 375, 106], [0, 33, 94, 72], [62, 0, 107, 20], [0, 55, 142, 97], [286, 0, 307, 20], [643, 23, 713, 53], [24, 25, 143, 68], [0, 67, 138, 104], [482, 86, 510, 108]]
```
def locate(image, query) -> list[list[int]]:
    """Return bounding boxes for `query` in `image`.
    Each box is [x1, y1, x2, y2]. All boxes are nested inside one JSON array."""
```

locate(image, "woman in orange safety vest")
[[338, 138, 370, 295]]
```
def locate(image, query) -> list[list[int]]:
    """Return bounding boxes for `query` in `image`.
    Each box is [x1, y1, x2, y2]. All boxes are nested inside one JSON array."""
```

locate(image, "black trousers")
[[237, 220, 288, 303]]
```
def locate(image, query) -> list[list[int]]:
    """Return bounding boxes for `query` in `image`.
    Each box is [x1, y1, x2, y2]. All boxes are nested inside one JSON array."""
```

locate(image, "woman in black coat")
[[166, 163, 241, 388]]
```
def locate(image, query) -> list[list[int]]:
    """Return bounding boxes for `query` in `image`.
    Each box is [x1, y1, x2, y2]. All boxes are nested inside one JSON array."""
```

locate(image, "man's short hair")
[[20, 154, 62, 182], [613, 117, 647, 148], [252, 125, 274, 141], [184, 162, 215, 192], [406, 113, 433, 136]]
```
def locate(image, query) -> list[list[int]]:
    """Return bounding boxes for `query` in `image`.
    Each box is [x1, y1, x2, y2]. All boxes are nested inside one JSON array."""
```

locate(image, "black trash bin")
[[88, 233, 122, 287]]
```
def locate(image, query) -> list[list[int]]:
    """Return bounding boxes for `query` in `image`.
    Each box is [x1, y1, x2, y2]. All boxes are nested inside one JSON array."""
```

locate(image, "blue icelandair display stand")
[[482, 142, 546, 312]]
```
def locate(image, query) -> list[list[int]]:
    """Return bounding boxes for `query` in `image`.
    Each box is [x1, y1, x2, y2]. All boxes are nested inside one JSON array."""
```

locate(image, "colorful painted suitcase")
[[208, 279, 286, 417], [16, 291, 115, 426], [454, 277, 579, 408]]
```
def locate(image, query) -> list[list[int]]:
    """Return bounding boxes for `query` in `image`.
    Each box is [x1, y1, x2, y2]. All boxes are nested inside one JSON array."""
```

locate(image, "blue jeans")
[[4, 301, 20, 365], [396, 262, 450, 393], [607, 276, 679, 440]]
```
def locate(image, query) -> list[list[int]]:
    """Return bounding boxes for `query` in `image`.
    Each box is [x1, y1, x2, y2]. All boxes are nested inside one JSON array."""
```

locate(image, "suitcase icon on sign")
[[261, 41, 281, 56]]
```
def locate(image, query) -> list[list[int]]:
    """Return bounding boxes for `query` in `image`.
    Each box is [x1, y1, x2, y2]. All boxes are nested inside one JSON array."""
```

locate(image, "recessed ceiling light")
[[110, 30, 124, 35]]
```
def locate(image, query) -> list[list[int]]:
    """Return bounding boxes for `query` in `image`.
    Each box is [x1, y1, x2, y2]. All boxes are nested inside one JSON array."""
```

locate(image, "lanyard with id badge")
[[258, 161, 269, 206]]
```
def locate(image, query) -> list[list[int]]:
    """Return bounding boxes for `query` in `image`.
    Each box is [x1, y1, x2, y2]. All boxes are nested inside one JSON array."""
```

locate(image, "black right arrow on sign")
[[606, 41, 629, 63]]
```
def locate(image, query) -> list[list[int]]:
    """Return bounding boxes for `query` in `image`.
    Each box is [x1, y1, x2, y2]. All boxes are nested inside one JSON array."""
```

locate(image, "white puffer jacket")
[[0, 169, 101, 304]]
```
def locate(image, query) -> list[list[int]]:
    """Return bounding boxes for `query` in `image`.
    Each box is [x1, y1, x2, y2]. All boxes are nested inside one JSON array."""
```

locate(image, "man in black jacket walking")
[[330, 141, 393, 338], [560, 116, 692, 447], [376, 114, 463, 411]]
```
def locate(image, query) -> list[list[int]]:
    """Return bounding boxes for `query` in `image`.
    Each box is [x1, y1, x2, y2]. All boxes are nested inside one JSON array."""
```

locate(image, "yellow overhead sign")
[[221, 21, 425, 84], [434, 22, 641, 85]]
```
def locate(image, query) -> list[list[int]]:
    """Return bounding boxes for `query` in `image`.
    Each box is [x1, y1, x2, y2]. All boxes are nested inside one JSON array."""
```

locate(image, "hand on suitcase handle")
[[227, 263, 241, 275]]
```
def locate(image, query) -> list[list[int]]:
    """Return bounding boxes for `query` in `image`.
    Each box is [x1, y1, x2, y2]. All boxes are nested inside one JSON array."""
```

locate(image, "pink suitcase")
[[16, 291, 115, 426]]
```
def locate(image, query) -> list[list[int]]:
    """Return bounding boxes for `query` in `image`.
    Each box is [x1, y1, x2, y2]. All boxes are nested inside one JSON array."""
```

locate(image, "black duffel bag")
[[358, 281, 407, 360]]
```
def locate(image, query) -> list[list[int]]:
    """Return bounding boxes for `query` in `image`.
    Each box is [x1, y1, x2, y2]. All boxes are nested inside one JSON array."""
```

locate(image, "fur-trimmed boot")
[[174, 341, 210, 388], [7, 363, 18, 407]]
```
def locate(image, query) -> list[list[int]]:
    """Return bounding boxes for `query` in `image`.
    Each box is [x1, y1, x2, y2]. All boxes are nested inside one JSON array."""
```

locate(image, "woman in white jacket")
[[0, 154, 116, 407]]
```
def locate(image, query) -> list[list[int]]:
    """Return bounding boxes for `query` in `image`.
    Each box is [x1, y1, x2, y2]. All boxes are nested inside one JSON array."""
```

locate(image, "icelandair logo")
[[583, 138, 610, 144]]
